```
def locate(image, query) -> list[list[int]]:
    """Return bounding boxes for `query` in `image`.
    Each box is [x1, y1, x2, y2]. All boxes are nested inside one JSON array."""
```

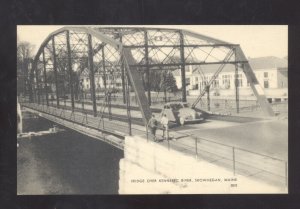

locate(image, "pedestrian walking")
[[148, 114, 158, 141], [160, 113, 169, 140]]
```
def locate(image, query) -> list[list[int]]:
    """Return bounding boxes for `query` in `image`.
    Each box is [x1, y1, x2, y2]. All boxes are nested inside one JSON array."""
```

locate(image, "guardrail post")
[[52, 36, 60, 108], [232, 147, 236, 175]]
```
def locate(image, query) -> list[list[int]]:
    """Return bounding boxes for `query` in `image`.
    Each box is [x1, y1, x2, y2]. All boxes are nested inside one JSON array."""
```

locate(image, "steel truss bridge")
[[21, 26, 275, 136]]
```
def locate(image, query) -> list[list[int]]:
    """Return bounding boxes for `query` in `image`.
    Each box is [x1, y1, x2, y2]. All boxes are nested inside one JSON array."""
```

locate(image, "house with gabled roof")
[[79, 65, 123, 92], [172, 56, 288, 101]]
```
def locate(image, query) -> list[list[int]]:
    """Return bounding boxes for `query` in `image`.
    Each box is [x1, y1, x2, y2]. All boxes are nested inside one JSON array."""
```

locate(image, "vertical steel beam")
[[126, 75, 132, 135], [28, 59, 34, 102], [32, 70, 35, 102], [144, 30, 151, 105], [42, 49, 49, 106], [206, 85, 210, 111], [235, 48, 240, 113], [179, 30, 187, 102], [120, 35, 126, 104], [32, 62, 40, 104], [52, 36, 60, 107], [101, 47, 107, 89], [88, 34, 97, 117], [62, 64, 66, 108], [121, 57, 126, 104], [163, 71, 167, 102], [66, 30, 75, 112], [32, 63, 37, 103]]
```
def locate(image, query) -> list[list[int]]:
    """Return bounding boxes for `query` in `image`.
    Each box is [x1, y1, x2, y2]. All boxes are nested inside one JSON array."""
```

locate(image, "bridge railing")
[[21, 102, 146, 138], [21, 100, 287, 189], [165, 134, 288, 188], [188, 97, 288, 116]]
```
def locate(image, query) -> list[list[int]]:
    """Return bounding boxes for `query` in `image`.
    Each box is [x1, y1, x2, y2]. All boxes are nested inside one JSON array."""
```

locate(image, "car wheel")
[[179, 117, 185, 126]]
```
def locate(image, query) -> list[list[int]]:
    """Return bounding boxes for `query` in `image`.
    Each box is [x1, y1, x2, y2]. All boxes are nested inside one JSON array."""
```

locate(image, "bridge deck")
[[21, 103, 288, 189]]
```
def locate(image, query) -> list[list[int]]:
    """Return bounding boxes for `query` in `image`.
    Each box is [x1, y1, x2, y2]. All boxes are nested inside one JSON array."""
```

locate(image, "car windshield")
[[183, 103, 189, 108], [170, 104, 183, 110]]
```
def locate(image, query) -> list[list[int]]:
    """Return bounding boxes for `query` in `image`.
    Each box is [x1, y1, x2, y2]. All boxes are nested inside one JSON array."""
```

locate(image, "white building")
[[173, 56, 288, 101], [79, 68, 123, 91]]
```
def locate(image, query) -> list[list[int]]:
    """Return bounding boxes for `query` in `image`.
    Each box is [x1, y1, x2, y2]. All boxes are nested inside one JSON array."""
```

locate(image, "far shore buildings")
[[79, 68, 122, 91], [173, 56, 288, 102], [77, 56, 288, 102]]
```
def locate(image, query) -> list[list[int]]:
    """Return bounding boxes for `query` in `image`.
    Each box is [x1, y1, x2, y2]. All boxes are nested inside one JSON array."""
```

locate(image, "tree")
[[142, 70, 162, 92], [43, 47, 87, 100], [164, 71, 178, 93], [17, 41, 35, 96], [17, 41, 34, 61], [142, 68, 178, 102], [143, 69, 178, 93], [160, 70, 178, 102]]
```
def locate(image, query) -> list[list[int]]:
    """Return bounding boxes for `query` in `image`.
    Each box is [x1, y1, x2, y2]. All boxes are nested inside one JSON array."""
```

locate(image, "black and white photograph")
[[17, 25, 288, 194]]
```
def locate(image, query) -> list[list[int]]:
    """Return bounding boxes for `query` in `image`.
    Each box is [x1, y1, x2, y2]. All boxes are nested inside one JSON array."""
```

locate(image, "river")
[[17, 111, 123, 194]]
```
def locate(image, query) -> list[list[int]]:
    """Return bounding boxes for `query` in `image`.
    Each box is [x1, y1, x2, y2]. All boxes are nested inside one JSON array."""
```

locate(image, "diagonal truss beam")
[[31, 26, 275, 131], [33, 26, 122, 68], [122, 48, 152, 126], [192, 49, 235, 108], [182, 29, 233, 45], [235, 47, 275, 116]]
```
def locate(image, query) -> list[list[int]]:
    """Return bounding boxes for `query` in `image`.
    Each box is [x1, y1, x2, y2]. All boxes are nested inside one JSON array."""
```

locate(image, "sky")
[[17, 25, 288, 59]]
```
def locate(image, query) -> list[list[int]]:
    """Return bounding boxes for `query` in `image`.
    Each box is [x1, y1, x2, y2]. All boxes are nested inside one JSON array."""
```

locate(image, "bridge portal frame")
[[29, 26, 274, 135]]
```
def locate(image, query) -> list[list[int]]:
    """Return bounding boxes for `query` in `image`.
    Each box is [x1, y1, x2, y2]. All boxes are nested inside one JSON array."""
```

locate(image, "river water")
[[17, 111, 123, 194]]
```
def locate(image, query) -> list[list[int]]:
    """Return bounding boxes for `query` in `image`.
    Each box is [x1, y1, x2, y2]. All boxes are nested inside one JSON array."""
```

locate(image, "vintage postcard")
[[17, 25, 288, 194]]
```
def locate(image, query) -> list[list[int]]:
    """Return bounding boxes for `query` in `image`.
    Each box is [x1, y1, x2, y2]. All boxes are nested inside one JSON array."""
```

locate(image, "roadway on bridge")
[[49, 100, 288, 157], [22, 102, 288, 188], [26, 101, 288, 160], [171, 119, 288, 160]]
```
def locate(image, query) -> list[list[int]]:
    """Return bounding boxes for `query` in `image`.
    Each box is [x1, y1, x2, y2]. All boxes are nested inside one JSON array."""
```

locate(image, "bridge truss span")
[[26, 26, 274, 136]]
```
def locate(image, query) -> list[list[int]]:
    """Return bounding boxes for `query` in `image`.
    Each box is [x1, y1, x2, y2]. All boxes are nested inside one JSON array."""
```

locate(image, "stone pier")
[[119, 136, 286, 194]]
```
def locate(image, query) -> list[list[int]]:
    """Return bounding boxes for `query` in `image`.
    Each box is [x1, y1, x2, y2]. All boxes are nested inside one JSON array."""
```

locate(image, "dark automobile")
[[160, 102, 205, 125]]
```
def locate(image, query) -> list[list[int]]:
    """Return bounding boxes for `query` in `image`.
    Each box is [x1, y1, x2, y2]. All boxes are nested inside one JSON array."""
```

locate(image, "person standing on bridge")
[[160, 113, 169, 141], [148, 114, 158, 141]]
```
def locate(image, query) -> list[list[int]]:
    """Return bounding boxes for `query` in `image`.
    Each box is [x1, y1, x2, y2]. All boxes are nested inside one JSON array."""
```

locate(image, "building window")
[[195, 77, 198, 82], [215, 80, 219, 88], [185, 78, 190, 85], [264, 80, 269, 88], [264, 72, 268, 78], [212, 80, 219, 88], [222, 75, 231, 89], [236, 74, 243, 87]]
